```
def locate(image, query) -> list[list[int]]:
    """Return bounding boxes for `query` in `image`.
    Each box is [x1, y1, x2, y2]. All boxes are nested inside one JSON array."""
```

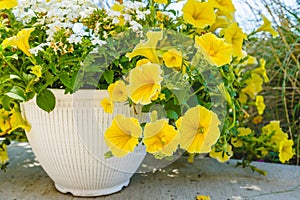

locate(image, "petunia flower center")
[[198, 127, 206, 134]]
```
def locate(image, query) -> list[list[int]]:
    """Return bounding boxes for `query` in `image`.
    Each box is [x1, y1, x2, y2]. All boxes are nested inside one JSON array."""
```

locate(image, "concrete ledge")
[[1, 142, 300, 200]]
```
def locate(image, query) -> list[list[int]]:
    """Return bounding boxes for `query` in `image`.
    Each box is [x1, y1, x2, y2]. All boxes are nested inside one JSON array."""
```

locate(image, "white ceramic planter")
[[22, 89, 147, 197]]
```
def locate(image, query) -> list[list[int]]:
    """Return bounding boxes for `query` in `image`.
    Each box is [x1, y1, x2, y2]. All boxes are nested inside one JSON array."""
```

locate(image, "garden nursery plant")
[[0, 0, 296, 175]]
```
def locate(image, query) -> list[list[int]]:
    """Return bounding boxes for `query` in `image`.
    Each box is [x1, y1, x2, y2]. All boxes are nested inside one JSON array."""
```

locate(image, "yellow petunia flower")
[[208, 0, 235, 14], [197, 195, 211, 200], [104, 114, 142, 157], [255, 14, 278, 38], [126, 31, 163, 64], [30, 65, 42, 78], [195, 32, 233, 67], [262, 121, 288, 147], [177, 105, 221, 153], [127, 63, 163, 105], [255, 95, 265, 115], [2, 28, 35, 57], [0, 144, 9, 164], [100, 97, 114, 114], [209, 143, 233, 162], [252, 115, 263, 125], [111, 2, 125, 12], [209, 16, 230, 32], [0, 0, 17, 9], [238, 91, 248, 104], [241, 73, 263, 99], [136, 58, 150, 67], [0, 108, 31, 136], [252, 58, 269, 83], [153, 0, 168, 4], [278, 139, 294, 163], [143, 119, 179, 156], [162, 48, 183, 69], [231, 127, 252, 148], [107, 80, 128, 102], [222, 23, 247, 58], [182, 0, 216, 29]]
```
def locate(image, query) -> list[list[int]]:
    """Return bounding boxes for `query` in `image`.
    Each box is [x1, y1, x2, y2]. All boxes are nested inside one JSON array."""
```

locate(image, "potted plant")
[[0, 0, 295, 197]]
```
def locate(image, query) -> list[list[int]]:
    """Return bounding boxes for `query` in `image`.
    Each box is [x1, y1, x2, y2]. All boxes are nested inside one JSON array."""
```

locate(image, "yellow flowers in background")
[[104, 115, 142, 157], [2, 28, 35, 57], [255, 14, 279, 38], [195, 33, 233, 67], [255, 95, 265, 115], [209, 143, 233, 162], [162, 48, 183, 69]]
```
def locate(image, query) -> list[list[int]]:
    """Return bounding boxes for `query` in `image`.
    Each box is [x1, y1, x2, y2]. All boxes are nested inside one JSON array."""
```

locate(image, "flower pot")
[[21, 89, 147, 197]]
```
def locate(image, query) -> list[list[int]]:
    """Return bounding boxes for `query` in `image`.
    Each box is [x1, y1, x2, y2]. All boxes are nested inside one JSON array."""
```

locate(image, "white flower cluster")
[[107, 1, 147, 31], [13, 0, 108, 54]]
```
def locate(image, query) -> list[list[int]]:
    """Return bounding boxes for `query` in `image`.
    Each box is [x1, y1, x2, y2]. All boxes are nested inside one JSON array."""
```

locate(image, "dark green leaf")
[[103, 70, 114, 84], [36, 89, 56, 112], [166, 110, 178, 120]]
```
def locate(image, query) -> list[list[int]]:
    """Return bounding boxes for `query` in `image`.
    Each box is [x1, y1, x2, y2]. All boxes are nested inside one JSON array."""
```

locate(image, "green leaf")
[[104, 151, 113, 159], [36, 89, 56, 112], [166, 110, 178, 120], [103, 70, 114, 84], [0, 74, 20, 84], [6, 86, 26, 101]]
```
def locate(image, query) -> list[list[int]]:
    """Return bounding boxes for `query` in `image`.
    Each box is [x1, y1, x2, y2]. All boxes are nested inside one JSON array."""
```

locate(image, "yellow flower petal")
[[255, 95, 265, 115], [182, 0, 216, 29], [30, 65, 42, 78], [107, 80, 128, 102], [262, 121, 288, 147], [126, 31, 163, 63], [100, 98, 114, 114], [153, 0, 168, 4], [256, 14, 278, 38], [252, 58, 269, 83], [222, 22, 247, 57], [241, 73, 263, 99], [143, 119, 179, 156], [209, 143, 233, 162], [162, 48, 183, 69], [178, 105, 221, 153], [0, 145, 9, 164], [195, 32, 233, 67], [127, 63, 163, 105], [208, 0, 235, 14], [136, 58, 151, 67], [2, 28, 35, 57], [0, 0, 17, 9], [104, 114, 142, 157], [279, 139, 294, 163]]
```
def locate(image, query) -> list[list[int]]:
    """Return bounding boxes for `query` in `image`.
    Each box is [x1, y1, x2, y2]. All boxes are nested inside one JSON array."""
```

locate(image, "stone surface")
[[1, 142, 300, 200]]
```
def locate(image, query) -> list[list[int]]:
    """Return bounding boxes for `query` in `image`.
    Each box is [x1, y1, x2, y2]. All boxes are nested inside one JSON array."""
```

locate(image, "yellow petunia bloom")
[[177, 105, 220, 153], [262, 121, 288, 147], [278, 139, 294, 163], [255, 14, 278, 38], [162, 48, 183, 69], [241, 73, 263, 99], [182, 0, 216, 29], [238, 91, 248, 104], [2, 28, 35, 57], [136, 58, 150, 67], [209, 143, 233, 163], [107, 80, 128, 102], [30, 65, 42, 78], [209, 16, 230, 32], [197, 195, 211, 200], [252, 115, 263, 125], [208, 0, 235, 14], [255, 95, 265, 115], [222, 23, 247, 58], [104, 114, 142, 157], [0, 0, 17, 9], [100, 98, 114, 114], [0, 145, 9, 164], [127, 63, 163, 105], [143, 119, 179, 156], [231, 127, 252, 148], [0, 108, 31, 136], [126, 31, 163, 64], [252, 58, 269, 83], [111, 2, 125, 12], [195, 32, 233, 67], [153, 0, 168, 4]]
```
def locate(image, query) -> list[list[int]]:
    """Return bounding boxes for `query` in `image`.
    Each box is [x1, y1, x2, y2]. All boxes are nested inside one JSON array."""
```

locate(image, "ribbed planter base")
[[22, 89, 147, 197]]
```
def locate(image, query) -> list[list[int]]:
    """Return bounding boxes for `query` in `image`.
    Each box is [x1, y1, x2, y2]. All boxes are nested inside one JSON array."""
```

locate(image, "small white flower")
[[72, 23, 89, 36], [29, 42, 50, 56], [68, 34, 83, 44], [130, 21, 143, 32]]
